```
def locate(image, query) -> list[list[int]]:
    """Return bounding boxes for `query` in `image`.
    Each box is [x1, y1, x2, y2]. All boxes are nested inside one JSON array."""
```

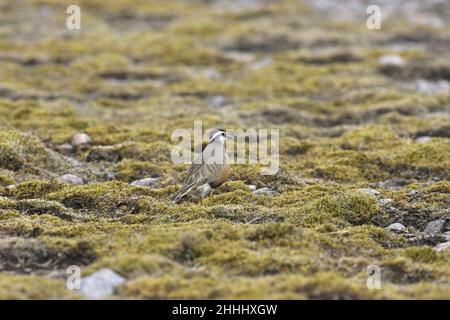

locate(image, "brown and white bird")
[[172, 128, 233, 204]]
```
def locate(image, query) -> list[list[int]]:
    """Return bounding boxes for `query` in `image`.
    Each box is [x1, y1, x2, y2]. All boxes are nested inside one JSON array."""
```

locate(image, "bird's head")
[[208, 128, 233, 145]]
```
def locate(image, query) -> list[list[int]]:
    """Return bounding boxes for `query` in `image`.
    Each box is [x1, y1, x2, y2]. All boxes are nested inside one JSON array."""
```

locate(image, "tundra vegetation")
[[0, 0, 449, 299]]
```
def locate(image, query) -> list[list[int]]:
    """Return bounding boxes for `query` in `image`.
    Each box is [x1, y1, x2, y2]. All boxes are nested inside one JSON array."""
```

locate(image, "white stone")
[[378, 54, 405, 67], [358, 188, 380, 197], [385, 223, 407, 233], [252, 187, 276, 195], [71, 133, 91, 146], [416, 136, 431, 144], [79, 268, 126, 299], [59, 174, 83, 185], [131, 177, 159, 187]]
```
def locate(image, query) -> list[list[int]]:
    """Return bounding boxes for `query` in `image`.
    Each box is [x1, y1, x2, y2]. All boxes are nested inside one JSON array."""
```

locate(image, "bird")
[[172, 128, 233, 204]]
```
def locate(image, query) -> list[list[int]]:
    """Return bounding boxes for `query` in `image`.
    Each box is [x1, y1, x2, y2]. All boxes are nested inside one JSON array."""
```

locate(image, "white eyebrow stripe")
[[209, 131, 224, 142]]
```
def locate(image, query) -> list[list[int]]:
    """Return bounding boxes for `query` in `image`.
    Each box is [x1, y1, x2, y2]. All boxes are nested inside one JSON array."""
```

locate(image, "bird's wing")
[[183, 163, 222, 186]]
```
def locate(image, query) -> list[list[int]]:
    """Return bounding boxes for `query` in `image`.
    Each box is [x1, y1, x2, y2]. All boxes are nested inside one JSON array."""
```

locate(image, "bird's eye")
[[221, 132, 226, 136]]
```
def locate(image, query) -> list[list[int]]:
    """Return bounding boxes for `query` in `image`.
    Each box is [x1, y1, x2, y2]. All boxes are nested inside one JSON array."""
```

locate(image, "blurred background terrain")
[[0, 0, 449, 299]]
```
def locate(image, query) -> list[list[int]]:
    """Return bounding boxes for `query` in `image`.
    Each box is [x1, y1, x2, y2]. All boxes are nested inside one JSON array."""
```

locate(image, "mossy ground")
[[0, 0, 449, 299]]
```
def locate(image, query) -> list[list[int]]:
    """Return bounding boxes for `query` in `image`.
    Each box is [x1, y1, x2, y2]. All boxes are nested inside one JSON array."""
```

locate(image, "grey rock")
[[358, 188, 380, 197], [424, 219, 446, 234], [378, 198, 393, 206], [416, 136, 431, 144], [59, 174, 83, 185], [80, 268, 126, 299], [252, 187, 276, 195], [131, 177, 159, 187], [408, 190, 419, 197], [386, 223, 408, 233], [435, 242, 450, 252], [416, 79, 450, 95], [71, 133, 91, 146]]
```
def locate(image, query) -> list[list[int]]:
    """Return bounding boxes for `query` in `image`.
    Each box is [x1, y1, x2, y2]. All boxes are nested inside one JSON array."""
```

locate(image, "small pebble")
[[378, 54, 405, 67], [358, 188, 380, 197], [408, 190, 419, 197], [59, 174, 83, 185], [71, 133, 92, 146], [247, 185, 257, 191], [378, 198, 393, 206], [253, 187, 276, 195], [385, 223, 407, 233], [105, 172, 116, 180], [131, 177, 159, 187], [415, 136, 431, 144]]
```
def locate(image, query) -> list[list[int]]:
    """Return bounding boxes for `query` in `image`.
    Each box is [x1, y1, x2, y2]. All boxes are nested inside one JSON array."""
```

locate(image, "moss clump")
[[46, 181, 148, 215], [86, 142, 172, 163], [0, 274, 79, 299], [381, 141, 450, 179], [293, 191, 380, 227], [404, 246, 439, 263], [0, 237, 96, 274], [3, 179, 64, 199], [340, 125, 401, 151], [0, 129, 70, 177], [0, 171, 14, 186], [113, 159, 162, 182], [85, 254, 181, 279], [15, 199, 78, 220]]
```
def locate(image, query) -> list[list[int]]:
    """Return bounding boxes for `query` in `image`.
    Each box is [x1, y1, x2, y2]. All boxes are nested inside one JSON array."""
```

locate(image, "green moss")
[[3, 179, 64, 199], [113, 159, 162, 182], [0, 171, 14, 186], [292, 191, 380, 227], [15, 199, 78, 220], [46, 181, 147, 215], [0, 274, 79, 299], [381, 140, 450, 178], [404, 247, 439, 263], [340, 125, 401, 151], [0, 129, 69, 176], [0, 237, 96, 273]]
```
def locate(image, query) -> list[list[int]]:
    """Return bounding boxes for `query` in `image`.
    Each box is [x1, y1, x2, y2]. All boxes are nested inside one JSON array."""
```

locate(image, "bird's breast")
[[212, 164, 231, 187]]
